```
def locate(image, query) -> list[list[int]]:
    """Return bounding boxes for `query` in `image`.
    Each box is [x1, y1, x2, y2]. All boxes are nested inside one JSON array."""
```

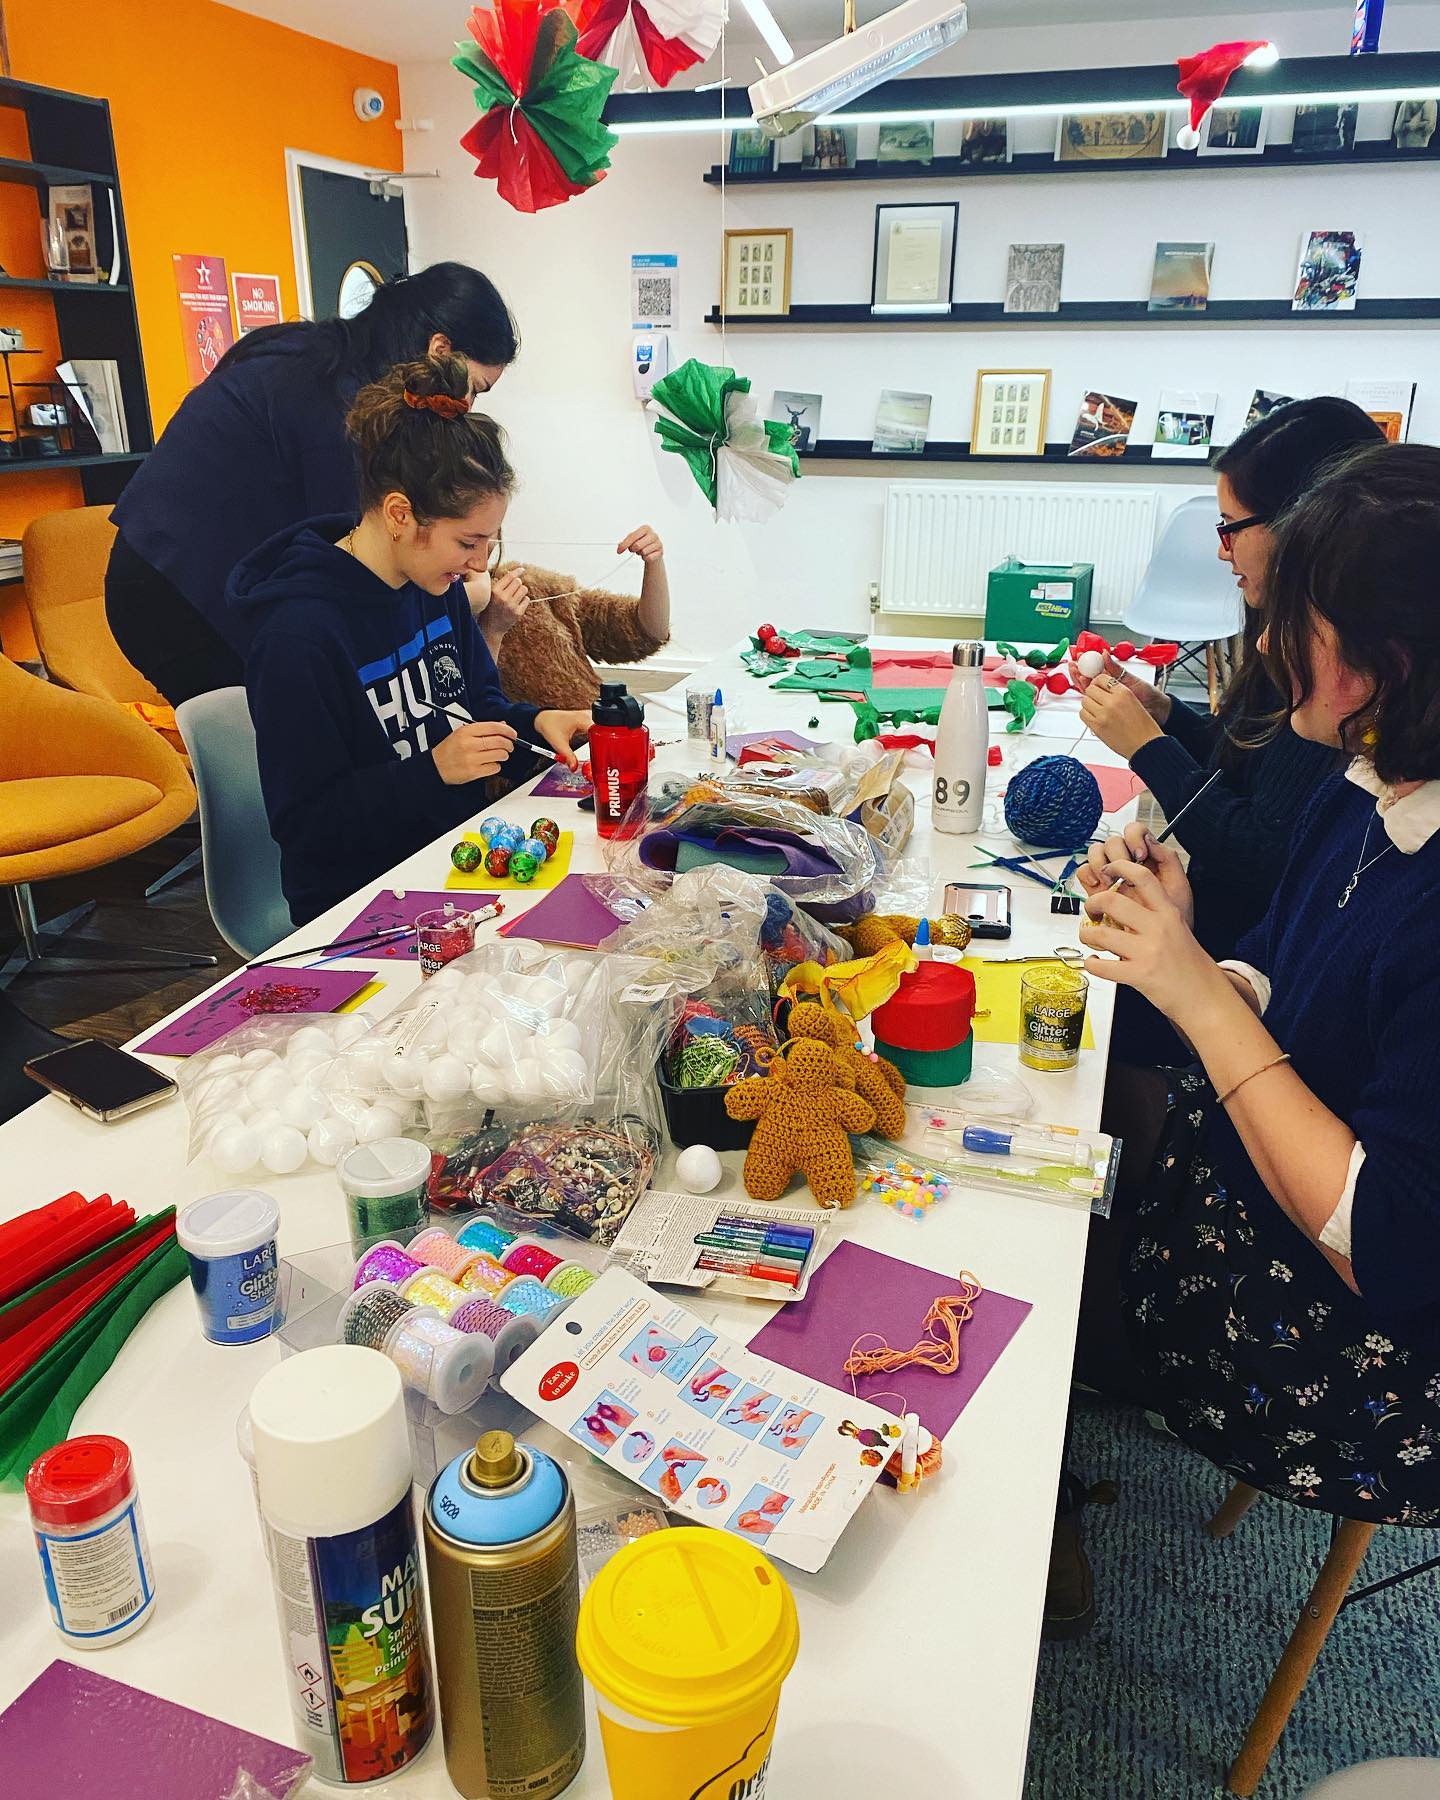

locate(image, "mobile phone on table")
[[943, 881, 1013, 940], [24, 1039, 178, 1123]]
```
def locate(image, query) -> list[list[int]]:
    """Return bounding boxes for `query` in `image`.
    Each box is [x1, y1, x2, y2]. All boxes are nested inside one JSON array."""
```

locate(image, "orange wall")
[[1, 1, 400, 653]]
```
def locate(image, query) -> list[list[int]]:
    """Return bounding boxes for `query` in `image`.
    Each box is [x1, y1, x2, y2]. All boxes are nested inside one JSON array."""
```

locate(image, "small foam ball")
[[450, 840, 483, 874], [308, 1114, 357, 1167], [287, 1025, 334, 1060], [423, 1054, 471, 1102], [331, 1013, 369, 1049], [211, 1124, 262, 1175], [280, 1088, 328, 1131], [287, 1045, 333, 1084], [493, 825, 523, 851], [1003, 754, 1103, 850], [479, 814, 506, 840], [247, 1065, 291, 1109], [241, 1048, 280, 1072], [357, 1104, 404, 1143], [206, 1052, 243, 1077], [676, 1144, 724, 1193], [530, 818, 560, 855], [1176, 122, 1200, 150], [384, 1055, 426, 1098], [1075, 649, 1106, 678], [260, 1124, 308, 1175]]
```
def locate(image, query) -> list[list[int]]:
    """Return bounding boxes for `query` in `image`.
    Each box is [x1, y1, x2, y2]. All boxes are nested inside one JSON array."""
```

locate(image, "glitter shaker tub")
[[176, 1189, 280, 1344], [337, 1139, 432, 1258], [577, 1529, 798, 1800], [1019, 965, 1090, 1071]]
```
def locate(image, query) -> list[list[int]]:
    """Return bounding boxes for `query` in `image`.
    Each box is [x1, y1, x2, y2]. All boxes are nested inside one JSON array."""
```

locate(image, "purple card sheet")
[[134, 966, 376, 1057], [498, 874, 631, 950], [0, 1660, 312, 1798], [726, 729, 825, 759], [323, 889, 497, 961], [531, 763, 593, 799], [747, 1240, 1032, 1441]]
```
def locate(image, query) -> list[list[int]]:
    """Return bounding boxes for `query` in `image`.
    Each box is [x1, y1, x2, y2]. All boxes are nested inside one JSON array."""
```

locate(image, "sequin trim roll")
[[353, 1242, 425, 1291], [455, 1218, 515, 1259], [399, 1268, 469, 1317], [451, 1295, 518, 1339], [500, 1240, 563, 1281], [407, 1227, 480, 1280], [341, 1282, 414, 1350], [496, 1277, 564, 1323], [545, 1263, 596, 1300], [459, 1254, 514, 1299]]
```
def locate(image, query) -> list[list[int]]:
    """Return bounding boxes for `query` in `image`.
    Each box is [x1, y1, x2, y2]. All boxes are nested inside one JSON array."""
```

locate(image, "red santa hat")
[[1174, 39, 1279, 149]]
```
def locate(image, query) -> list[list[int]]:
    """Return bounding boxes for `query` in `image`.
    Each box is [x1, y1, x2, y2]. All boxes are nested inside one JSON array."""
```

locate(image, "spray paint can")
[[248, 1346, 434, 1784], [423, 1429, 584, 1799]]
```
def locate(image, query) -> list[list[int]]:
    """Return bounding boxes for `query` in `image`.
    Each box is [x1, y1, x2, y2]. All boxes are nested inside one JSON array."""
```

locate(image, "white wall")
[[401, 7, 1440, 660]]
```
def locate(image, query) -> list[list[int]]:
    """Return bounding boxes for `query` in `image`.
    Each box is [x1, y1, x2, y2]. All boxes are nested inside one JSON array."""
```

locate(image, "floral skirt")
[[1122, 1070, 1440, 1524]]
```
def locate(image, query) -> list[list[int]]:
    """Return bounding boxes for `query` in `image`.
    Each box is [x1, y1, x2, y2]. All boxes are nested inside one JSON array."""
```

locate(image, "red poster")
[[173, 253, 236, 387], [232, 270, 282, 336]]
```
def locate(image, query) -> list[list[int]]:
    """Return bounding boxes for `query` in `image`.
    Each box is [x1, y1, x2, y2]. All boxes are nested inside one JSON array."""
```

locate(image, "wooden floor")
[[4, 824, 243, 1045]]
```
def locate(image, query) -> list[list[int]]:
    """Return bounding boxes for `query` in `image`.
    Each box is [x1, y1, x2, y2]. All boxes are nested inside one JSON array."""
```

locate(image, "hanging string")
[[843, 1272, 984, 1379]]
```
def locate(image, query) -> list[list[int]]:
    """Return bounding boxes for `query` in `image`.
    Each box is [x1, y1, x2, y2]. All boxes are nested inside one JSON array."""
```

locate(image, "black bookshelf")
[[0, 76, 151, 508], [705, 299, 1440, 328], [800, 440, 1167, 465]]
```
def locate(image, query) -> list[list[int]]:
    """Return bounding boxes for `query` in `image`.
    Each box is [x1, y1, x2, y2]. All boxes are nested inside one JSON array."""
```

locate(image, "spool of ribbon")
[[456, 1218, 516, 1259], [352, 1242, 425, 1291], [407, 1227, 482, 1281], [496, 1276, 566, 1325], [398, 1268, 470, 1317], [501, 1240, 564, 1281], [460, 1253, 516, 1300], [449, 1294, 541, 1371]]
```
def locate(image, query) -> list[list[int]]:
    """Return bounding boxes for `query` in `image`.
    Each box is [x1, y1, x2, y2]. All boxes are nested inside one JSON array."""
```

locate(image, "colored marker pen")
[[700, 1224, 812, 1252], [695, 1254, 800, 1288], [695, 1234, 807, 1264], [712, 1216, 813, 1247]]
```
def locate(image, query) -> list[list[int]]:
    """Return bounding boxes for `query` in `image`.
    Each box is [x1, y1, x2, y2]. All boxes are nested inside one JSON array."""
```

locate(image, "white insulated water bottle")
[[932, 640, 989, 834]]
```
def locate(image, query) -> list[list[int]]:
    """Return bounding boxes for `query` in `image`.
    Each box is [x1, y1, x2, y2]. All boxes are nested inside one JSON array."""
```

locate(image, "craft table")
[[0, 637, 1149, 1797]]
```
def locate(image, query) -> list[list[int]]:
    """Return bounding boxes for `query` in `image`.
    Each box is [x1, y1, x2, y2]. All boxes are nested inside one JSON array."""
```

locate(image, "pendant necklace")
[[1338, 811, 1394, 908]]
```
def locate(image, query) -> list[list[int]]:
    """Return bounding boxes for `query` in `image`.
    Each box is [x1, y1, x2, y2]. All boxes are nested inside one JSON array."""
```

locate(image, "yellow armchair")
[[1, 655, 216, 986]]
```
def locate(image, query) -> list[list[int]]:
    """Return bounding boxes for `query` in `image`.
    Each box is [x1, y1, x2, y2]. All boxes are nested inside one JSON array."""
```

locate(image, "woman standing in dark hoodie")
[[106, 262, 519, 706], [232, 353, 590, 928]]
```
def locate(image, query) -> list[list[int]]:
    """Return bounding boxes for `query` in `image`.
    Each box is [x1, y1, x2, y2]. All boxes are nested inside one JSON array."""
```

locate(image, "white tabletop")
[[0, 637, 1141, 1797]]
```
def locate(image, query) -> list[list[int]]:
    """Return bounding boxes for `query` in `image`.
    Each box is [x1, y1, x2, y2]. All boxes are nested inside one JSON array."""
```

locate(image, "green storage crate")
[[984, 558, 1094, 645]]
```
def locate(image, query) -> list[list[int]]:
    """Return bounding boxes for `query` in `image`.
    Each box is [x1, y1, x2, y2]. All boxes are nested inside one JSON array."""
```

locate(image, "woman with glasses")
[[1073, 397, 1385, 1058], [467, 525, 671, 709]]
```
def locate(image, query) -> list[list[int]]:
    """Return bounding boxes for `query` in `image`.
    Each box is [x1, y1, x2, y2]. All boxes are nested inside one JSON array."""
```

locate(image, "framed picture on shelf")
[[1245, 389, 1294, 428], [1004, 243, 1064, 314], [1393, 100, 1438, 151], [971, 369, 1050, 457], [960, 118, 1010, 165], [1198, 105, 1267, 156], [727, 128, 775, 176], [801, 125, 857, 171], [771, 389, 823, 452], [1293, 228, 1361, 311], [47, 184, 99, 283], [1055, 111, 1167, 162], [871, 202, 957, 315], [1068, 390, 1138, 459], [873, 389, 932, 455], [877, 120, 934, 165], [1152, 390, 1218, 460], [1290, 104, 1357, 156], [722, 229, 792, 317]]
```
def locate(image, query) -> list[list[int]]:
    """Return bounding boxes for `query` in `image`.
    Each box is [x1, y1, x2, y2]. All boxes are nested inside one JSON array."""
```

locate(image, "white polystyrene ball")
[[331, 1014, 369, 1048], [447, 1019, 479, 1061], [1076, 649, 1105, 678], [287, 1024, 335, 1060], [248, 1105, 284, 1134], [357, 1104, 404, 1143], [470, 1063, 498, 1101], [287, 1046, 334, 1085], [510, 1057, 542, 1099], [211, 1124, 262, 1174], [477, 1023, 512, 1067], [260, 1124, 308, 1175], [411, 1008, 452, 1051], [539, 1050, 587, 1097], [423, 1054, 471, 1102], [428, 963, 469, 995], [385, 1056, 426, 1098], [241, 1048, 280, 1071], [247, 1066, 291, 1109], [196, 1072, 244, 1110], [281, 1088, 328, 1131], [1176, 122, 1200, 150], [201, 1110, 245, 1149], [205, 1053, 243, 1077], [340, 1039, 388, 1088], [676, 1144, 724, 1194], [537, 1020, 583, 1056], [308, 1114, 357, 1166]]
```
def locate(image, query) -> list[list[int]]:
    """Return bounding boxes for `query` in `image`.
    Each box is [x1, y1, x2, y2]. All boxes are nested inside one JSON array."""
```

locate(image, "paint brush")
[[410, 697, 562, 766]]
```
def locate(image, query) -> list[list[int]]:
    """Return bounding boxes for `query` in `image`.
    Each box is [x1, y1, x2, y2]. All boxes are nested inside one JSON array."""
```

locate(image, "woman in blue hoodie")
[[233, 353, 591, 927]]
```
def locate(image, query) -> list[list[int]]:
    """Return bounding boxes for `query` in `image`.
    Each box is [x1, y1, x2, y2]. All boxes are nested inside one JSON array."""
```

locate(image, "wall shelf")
[[0, 275, 130, 294], [0, 451, 146, 475], [0, 154, 113, 188], [704, 299, 1440, 328], [799, 440, 1179, 466], [705, 140, 1440, 187]]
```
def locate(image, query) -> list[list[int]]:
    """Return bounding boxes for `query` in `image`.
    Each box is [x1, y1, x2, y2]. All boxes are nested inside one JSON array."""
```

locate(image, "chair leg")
[[2, 884, 218, 990], [1226, 1518, 1377, 1797], [143, 845, 202, 899], [1207, 1480, 1262, 1540], [1206, 641, 1220, 713]]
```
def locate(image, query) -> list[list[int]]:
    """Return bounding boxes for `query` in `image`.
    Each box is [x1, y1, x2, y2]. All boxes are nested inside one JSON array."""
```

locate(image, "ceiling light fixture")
[[748, 0, 969, 139]]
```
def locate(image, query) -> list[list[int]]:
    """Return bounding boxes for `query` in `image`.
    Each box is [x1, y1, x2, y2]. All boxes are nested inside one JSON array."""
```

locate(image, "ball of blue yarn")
[[1004, 755, 1103, 849]]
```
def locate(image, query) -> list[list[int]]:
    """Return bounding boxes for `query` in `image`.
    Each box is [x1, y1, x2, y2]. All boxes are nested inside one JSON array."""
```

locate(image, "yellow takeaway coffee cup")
[[576, 1528, 799, 1800]]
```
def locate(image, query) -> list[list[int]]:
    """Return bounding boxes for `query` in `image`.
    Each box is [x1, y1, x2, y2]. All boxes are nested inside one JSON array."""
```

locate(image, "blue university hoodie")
[[231, 514, 540, 926]]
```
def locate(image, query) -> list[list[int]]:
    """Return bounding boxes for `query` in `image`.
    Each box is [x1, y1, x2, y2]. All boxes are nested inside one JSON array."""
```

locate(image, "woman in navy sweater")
[[107, 262, 518, 706], [1077, 442, 1440, 1521]]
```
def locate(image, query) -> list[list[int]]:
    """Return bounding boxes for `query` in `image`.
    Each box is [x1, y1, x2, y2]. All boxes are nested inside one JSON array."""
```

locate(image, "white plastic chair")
[[1125, 495, 1245, 710]]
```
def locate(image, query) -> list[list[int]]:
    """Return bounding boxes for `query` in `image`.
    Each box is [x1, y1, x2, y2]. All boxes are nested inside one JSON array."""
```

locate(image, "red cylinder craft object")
[[871, 964, 977, 1088], [589, 681, 650, 839]]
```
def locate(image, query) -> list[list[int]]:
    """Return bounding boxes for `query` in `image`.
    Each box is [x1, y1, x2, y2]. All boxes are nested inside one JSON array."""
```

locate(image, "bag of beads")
[[463, 1115, 662, 1244]]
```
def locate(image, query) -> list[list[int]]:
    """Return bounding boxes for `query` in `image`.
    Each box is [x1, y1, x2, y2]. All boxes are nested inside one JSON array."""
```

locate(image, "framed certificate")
[[722, 228, 792, 317], [871, 202, 957, 315], [972, 369, 1051, 457]]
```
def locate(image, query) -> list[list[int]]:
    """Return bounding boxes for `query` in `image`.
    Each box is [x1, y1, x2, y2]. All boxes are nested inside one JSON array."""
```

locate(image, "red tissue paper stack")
[[0, 1193, 185, 1485]]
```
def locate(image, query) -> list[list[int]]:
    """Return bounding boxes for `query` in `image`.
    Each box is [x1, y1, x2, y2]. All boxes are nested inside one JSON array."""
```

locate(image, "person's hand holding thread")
[[1078, 671, 1166, 760], [617, 525, 665, 564], [533, 708, 591, 772], [1076, 858, 1223, 1024], [1077, 822, 1194, 927], [1072, 650, 1172, 724], [432, 720, 517, 786]]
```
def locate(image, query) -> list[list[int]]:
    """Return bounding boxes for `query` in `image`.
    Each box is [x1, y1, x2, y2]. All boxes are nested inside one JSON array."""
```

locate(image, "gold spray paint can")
[[422, 1430, 584, 1800]]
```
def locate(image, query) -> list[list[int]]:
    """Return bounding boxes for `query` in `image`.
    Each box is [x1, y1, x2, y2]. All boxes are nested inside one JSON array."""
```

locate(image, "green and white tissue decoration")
[[649, 357, 800, 524]]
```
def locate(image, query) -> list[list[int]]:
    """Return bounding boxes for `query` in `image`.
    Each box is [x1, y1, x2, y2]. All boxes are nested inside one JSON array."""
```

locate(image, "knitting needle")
[[410, 697, 561, 765], [1105, 767, 1224, 888]]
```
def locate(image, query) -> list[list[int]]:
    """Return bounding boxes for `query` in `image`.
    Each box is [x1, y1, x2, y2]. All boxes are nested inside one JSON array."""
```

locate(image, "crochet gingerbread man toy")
[[724, 1038, 875, 1210], [786, 1001, 906, 1140], [838, 912, 972, 958]]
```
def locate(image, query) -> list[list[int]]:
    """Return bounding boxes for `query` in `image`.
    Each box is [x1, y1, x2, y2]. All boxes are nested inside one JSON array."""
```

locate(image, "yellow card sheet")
[[337, 979, 386, 1014], [445, 829, 575, 892], [963, 958, 1097, 1050]]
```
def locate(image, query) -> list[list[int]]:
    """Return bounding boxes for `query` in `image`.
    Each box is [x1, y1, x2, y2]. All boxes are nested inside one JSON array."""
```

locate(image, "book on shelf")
[[0, 538, 23, 578], [770, 390, 822, 452], [1245, 389, 1295, 428], [1345, 379, 1417, 442], [873, 390, 932, 455], [1152, 390, 1219, 460], [1148, 241, 1213, 312], [56, 360, 129, 454], [1293, 230, 1361, 311], [1004, 244, 1064, 314], [1068, 390, 1138, 458]]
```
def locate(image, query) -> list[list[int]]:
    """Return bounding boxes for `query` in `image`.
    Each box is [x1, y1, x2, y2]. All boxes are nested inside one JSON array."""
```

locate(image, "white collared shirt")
[[1217, 760, 1440, 1260]]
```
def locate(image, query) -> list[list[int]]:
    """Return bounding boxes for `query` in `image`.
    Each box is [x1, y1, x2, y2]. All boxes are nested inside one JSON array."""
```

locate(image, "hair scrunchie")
[[403, 387, 471, 420]]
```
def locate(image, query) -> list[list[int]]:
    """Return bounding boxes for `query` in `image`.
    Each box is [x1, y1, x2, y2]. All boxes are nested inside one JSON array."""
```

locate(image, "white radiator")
[[880, 482, 1163, 623]]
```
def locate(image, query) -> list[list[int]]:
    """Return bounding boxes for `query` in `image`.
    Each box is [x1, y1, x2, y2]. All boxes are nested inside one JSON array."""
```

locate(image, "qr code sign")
[[635, 277, 673, 319]]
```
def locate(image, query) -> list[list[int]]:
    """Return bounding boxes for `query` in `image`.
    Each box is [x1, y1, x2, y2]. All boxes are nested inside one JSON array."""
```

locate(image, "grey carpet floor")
[[1025, 1399, 1440, 1799]]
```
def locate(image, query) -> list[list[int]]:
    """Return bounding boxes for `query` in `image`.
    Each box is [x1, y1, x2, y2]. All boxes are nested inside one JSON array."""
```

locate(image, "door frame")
[[284, 148, 401, 320]]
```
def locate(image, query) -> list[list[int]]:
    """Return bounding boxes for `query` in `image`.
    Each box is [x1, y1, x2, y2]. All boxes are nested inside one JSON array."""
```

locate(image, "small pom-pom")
[[1177, 123, 1201, 150]]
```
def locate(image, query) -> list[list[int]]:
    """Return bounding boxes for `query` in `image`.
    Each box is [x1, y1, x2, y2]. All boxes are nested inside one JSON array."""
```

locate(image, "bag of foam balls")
[[180, 1011, 408, 1178]]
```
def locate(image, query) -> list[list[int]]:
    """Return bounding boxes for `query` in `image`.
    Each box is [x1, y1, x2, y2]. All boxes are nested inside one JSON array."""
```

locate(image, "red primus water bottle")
[[589, 681, 649, 839]]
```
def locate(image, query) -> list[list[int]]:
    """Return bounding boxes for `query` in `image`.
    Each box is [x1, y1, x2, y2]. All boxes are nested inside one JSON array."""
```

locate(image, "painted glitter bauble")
[[485, 846, 512, 878], [509, 852, 540, 885], [530, 819, 561, 855], [450, 840, 483, 873], [519, 837, 549, 863]]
